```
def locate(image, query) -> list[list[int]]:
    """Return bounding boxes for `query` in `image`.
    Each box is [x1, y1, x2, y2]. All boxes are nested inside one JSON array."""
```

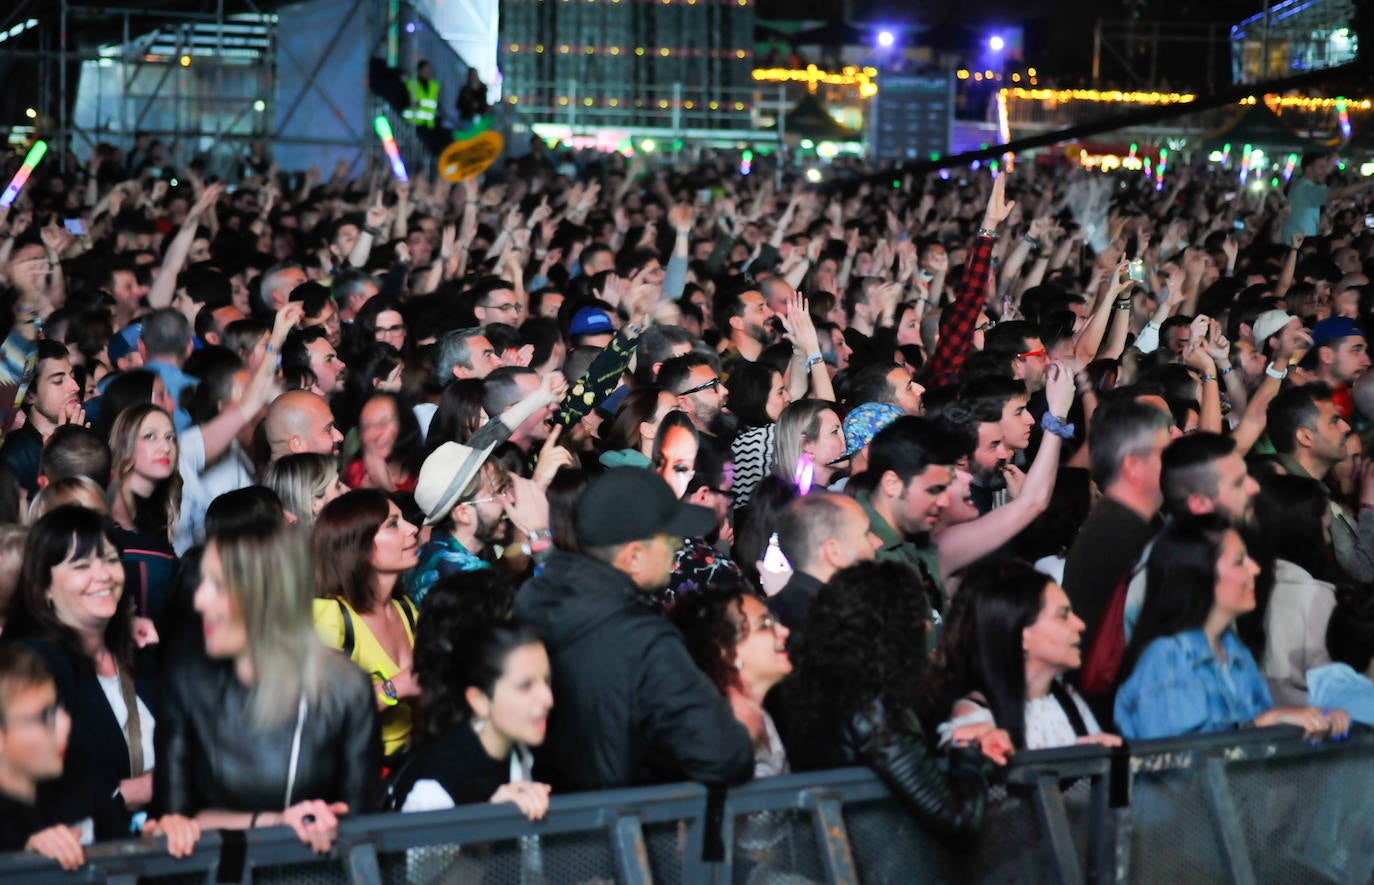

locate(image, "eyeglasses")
[[484, 301, 524, 316], [462, 481, 514, 508], [5, 701, 65, 732], [974, 320, 997, 333], [1015, 348, 1048, 361], [740, 615, 781, 641], [680, 376, 723, 396]]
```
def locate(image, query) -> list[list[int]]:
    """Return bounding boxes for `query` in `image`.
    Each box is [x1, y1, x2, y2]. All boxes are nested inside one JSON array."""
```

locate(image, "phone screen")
[[63, 218, 85, 235]]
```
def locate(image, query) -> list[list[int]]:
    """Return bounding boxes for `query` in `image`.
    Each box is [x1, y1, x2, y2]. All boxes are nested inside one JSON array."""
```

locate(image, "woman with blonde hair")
[[152, 521, 378, 854], [263, 454, 349, 529], [107, 404, 181, 629]]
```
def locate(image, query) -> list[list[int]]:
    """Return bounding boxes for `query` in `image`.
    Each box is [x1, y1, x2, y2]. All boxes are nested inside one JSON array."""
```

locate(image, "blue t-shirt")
[[1283, 176, 1328, 240]]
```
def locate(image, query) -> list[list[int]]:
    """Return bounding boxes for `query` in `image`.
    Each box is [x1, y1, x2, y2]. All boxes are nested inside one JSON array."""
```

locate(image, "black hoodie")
[[516, 550, 754, 791]]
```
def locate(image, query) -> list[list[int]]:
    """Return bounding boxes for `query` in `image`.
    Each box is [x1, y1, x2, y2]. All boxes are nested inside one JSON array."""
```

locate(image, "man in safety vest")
[[404, 60, 439, 129]]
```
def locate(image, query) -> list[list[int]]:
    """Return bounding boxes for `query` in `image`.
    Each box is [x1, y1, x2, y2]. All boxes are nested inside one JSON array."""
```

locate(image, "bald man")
[[264, 390, 343, 460]]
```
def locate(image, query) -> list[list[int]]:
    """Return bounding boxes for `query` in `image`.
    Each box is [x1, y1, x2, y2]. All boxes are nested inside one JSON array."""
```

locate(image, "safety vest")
[[404, 78, 439, 127]]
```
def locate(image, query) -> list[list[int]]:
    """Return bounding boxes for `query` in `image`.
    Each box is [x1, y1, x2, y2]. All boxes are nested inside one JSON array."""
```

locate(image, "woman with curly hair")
[[395, 569, 553, 819], [787, 559, 1007, 845], [926, 558, 1120, 751], [669, 589, 791, 777]]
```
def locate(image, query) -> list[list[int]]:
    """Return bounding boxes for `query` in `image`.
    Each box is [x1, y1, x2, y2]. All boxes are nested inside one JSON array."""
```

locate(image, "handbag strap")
[[116, 663, 145, 777], [1049, 680, 1090, 737], [283, 695, 308, 808]]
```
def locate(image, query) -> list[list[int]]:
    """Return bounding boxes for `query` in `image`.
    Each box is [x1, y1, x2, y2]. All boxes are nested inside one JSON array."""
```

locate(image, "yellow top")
[[313, 596, 417, 757]]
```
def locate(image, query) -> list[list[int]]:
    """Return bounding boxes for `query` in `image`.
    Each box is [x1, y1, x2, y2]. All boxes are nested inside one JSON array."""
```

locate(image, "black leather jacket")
[[801, 701, 988, 845], [155, 648, 379, 816]]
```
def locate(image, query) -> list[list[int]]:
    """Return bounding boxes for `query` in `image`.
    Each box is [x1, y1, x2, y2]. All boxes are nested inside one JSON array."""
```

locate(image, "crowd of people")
[[0, 135, 1371, 869]]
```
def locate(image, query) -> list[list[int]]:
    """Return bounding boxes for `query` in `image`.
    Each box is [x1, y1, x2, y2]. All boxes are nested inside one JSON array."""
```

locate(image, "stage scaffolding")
[[0, 0, 471, 177]]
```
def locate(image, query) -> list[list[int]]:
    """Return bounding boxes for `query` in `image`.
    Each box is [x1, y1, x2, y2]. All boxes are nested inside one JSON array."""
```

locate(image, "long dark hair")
[[927, 559, 1053, 749], [358, 391, 426, 481], [1253, 473, 1331, 581], [412, 569, 542, 738], [426, 378, 487, 452], [728, 361, 781, 428], [601, 386, 669, 455], [313, 489, 393, 613], [6, 505, 136, 672], [789, 559, 930, 768], [668, 589, 746, 696], [1117, 514, 1232, 686]]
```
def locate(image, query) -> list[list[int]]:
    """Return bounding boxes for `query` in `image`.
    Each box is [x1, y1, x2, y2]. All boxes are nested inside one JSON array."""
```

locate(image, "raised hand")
[[980, 171, 1015, 230]]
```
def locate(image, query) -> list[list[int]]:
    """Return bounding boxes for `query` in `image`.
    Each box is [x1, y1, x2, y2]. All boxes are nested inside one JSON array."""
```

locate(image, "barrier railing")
[[0, 725, 1369, 884]]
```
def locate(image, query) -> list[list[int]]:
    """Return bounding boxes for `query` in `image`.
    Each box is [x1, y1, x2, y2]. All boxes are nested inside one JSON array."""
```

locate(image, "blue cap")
[[107, 324, 142, 364], [834, 402, 903, 464], [1302, 316, 1366, 368], [570, 306, 615, 338]]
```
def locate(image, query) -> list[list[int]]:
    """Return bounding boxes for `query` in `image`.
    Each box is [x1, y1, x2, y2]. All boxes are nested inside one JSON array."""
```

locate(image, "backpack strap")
[[336, 598, 356, 660], [1049, 680, 1090, 737]]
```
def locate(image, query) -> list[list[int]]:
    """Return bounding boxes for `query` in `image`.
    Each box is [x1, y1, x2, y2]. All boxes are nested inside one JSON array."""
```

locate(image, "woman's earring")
[[734, 660, 743, 671], [472, 717, 488, 734]]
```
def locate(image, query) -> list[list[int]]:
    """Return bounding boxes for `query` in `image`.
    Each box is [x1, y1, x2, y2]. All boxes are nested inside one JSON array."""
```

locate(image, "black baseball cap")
[[575, 468, 715, 548]]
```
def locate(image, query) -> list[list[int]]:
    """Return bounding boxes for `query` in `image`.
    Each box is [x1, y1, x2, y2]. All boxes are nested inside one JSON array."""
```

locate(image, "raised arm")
[[148, 183, 224, 308]]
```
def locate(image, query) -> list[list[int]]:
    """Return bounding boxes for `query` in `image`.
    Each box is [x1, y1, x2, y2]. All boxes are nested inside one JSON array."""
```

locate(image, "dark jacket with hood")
[[515, 550, 754, 792]]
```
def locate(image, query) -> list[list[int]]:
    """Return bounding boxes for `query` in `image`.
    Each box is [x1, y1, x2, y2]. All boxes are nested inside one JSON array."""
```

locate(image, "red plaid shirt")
[[925, 235, 995, 387]]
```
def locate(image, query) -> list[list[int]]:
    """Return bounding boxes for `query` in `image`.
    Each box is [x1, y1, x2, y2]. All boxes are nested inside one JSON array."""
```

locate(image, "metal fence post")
[[611, 812, 652, 885], [1203, 757, 1257, 885], [343, 840, 383, 885], [1031, 772, 1085, 885], [801, 789, 860, 885]]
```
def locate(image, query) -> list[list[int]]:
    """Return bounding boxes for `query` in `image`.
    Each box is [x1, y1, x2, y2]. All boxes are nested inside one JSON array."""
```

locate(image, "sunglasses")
[[679, 376, 723, 396], [1015, 348, 1048, 361]]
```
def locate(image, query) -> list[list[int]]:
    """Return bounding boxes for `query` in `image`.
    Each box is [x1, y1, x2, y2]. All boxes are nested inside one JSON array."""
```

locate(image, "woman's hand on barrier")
[[279, 800, 348, 854], [492, 781, 552, 821], [26, 825, 85, 870], [144, 814, 201, 858], [1075, 732, 1124, 748], [973, 729, 1014, 766], [1256, 706, 1347, 740]]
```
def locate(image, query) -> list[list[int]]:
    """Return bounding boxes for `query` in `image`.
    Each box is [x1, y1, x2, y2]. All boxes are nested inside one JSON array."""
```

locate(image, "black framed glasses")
[[680, 376, 722, 396]]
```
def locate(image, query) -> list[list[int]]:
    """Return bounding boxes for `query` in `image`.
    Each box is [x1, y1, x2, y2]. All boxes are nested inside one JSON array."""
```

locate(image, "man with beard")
[[515, 468, 753, 790], [406, 441, 548, 605], [1269, 382, 1373, 582], [717, 286, 778, 374], [659, 353, 730, 440], [1120, 432, 1261, 641], [854, 416, 965, 615]]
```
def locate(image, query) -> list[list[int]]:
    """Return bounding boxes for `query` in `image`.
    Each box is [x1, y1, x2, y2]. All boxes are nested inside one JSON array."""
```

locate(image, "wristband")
[[362, 224, 380, 237], [1218, 365, 1233, 376], [1265, 362, 1288, 380], [1040, 412, 1076, 440], [975, 227, 999, 240], [250, 812, 260, 829], [1201, 373, 1217, 383], [805, 353, 825, 371]]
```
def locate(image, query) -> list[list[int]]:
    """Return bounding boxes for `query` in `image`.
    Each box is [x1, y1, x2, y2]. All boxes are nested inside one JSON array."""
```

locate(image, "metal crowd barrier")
[[1, 725, 1369, 884]]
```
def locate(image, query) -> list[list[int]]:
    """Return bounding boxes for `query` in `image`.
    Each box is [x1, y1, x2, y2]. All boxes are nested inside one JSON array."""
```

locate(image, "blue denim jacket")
[[1115, 629, 1273, 739]]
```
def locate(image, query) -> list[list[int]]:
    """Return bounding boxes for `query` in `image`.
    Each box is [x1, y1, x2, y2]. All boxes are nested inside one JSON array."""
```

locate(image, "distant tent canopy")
[[1201, 102, 1332, 153], [771, 94, 862, 141]]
